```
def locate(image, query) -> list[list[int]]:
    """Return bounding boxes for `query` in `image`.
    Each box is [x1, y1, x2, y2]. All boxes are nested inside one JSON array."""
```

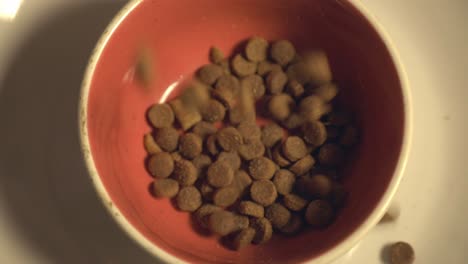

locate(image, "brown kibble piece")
[[282, 136, 308, 162], [144, 133, 162, 154], [302, 121, 327, 146], [154, 127, 179, 152], [200, 182, 215, 201], [201, 99, 226, 123], [245, 37, 269, 62], [305, 174, 332, 198], [266, 70, 288, 94], [272, 169, 295, 195], [197, 64, 223, 85], [286, 79, 304, 98], [390, 242, 415, 264], [171, 152, 183, 162], [238, 201, 264, 218], [176, 186, 202, 212], [232, 170, 253, 196], [228, 107, 252, 125], [286, 62, 311, 84], [153, 178, 179, 198], [232, 54, 257, 77], [212, 86, 236, 109], [147, 152, 174, 178], [192, 154, 212, 175], [303, 50, 332, 86], [238, 139, 265, 161], [195, 204, 222, 228], [265, 203, 291, 228], [261, 123, 284, 148], [312, 83, 338, 102], [270, 40, 296, 66], [216, 75, 241, 95], [206, 134, 220, 156], [237, 122, 261, 141], [283, 194, 308, 211], [268, 94, 294, 121], [251, 218, 273, 244], [232, 227, 256, 250], [207, 161, 234, 188], [279, 214, 303, 235], [272, 144, 291, 167], [213, 186, 240, 207], [249, 157, 277, 180], [250, 180, 278, 206], [210, 47, 224, 64], [219, 59, 231, 75], [147, 104, 174, 129], [208, 211, 238, 236], [235, 215, 250, 230], [217, 127, 243, 151], [318, 143, 344, 166], [217, 151, 241, 170], [282, 113, 304, 130], [257, 61, 282, 77], [179, 133, 202, 159], [305, 200, 334, 227], [135, 48, 153, 86], [290, 155, 315, 176], [173, 159, 198, 186], [191, 121, 217, 139], [169, 98, 202, 131], [241, 75, 265, 100], [299, 95, 327, 122], [340, 125, 358, 147]]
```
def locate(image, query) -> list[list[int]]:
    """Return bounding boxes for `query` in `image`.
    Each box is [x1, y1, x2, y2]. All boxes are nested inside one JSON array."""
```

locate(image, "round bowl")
[[79, 0, 411, 263]]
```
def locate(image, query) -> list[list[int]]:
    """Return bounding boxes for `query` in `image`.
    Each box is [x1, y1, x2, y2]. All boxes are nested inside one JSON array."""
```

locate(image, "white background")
[[0, 0, 467, 263]]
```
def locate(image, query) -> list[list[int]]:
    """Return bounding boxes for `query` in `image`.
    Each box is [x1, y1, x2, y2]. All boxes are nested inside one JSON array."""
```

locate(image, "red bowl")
[[79, 0, 411, 263]]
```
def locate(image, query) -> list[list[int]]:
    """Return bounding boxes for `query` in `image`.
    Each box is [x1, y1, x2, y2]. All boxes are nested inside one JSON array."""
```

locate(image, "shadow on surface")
[[0, 2, 156, 264]]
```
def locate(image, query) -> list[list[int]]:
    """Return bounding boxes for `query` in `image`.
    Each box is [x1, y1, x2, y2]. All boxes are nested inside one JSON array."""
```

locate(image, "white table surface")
[[0, 0, 467, 263]]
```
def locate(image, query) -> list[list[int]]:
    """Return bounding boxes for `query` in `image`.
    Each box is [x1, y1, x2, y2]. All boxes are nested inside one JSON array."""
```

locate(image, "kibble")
[[237, 121, 261, 141], [265, 203, 291, 228], [154, 127, 179, 152], [213, 186, 240, 207], [207, 161, 234, 188], [250, 180, 278, 206], [238, 201, 264, 218], [272, 144, 291, 167], [282, 136, 308, 162], [173, 159, 198, 186], [169, 98, 202, 131], [233, 170, 253, 196], [305, 200, 334, 227], [216, 75, 241, 95], [249, 157, 277, 180], [197, 64, 223, 85], [201, 99, 226, 123], [238, 139, 265, 161], [283, 193, 308, 211], [232, 54, 257, 77], [144, 133, 162, 154], [282, 113, 304, 130], [286, 79, 304, 98], [212, 85, 236, 109], [241, 75, 266, 100], [195, 204, 222, 228], [153, 178, 179, 198], [217, 127, 243, 152], [303, 50, 332, 85], [251, 218, 273, 244], [390, 242, 415, 264], [318, 143, 344, 166], [245, 37, 269, 62], [305, 174, 332, 198], [147, 152, 174, 178], [257, 61, 282, 77], [266, 70, 288, 95], [261, 123, 284, 148], [209, 47, 224, 64], [192, 154, 212, 176], [147, 103, 175, 128], [179, 133, 202, 159], [299, 95, 327, 122], [268, 94, 294, 121], [232, 227, 256, 250], [270, 40, 296, 66], [312, 83, 338, 102], [217, 151, 241, 170], [206, 134, 220, 156], [272, 169, 295, 195], [302, 121, 327, 146], [176, 186, 202, 212], [200, 182, 215, 201], [191, 121, 217, 140], [289, 155, 315, 176], [208, 211, 239, 236], [279, 214, 303, 235]]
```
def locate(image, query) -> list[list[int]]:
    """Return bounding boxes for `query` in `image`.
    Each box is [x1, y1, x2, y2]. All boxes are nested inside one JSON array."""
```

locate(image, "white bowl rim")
[[78, 0, 412, 263]]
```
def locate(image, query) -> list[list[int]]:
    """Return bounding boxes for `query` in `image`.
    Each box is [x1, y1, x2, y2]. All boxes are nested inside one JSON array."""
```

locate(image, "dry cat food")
[[143, 37, 359, 250]]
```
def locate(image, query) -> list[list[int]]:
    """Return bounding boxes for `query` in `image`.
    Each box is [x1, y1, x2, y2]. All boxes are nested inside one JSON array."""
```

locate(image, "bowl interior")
[[84, 0, 405, 263]]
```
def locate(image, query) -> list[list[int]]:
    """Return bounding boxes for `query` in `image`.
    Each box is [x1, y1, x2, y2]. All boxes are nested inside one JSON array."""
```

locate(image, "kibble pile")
[[144, 37, 358, 250]]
